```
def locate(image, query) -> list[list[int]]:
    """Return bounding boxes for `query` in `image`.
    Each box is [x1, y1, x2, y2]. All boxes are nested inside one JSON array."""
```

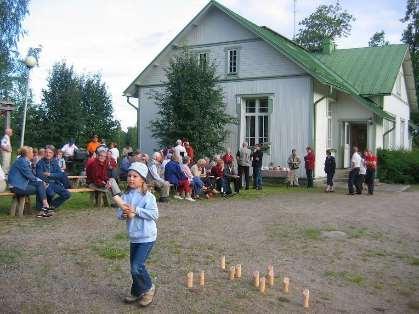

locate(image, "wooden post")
[[229, 266, 235, 280], [303, 288, 310, 308], [10, 197, 17, 217], [259, 277, 266, 293], [17, 196, 26, 217], [187, 272, 194, 288], [235, 264, 241, 278], [283, 277, 290, 293], [253, 271, 260, 287], [221, 256, 226, 270], [199, 271, 205, 286]]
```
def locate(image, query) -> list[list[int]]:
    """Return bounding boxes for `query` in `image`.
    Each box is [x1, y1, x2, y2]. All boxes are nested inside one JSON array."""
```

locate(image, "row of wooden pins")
[[221, 256, 309, 308], [186, 271, 205, 288]]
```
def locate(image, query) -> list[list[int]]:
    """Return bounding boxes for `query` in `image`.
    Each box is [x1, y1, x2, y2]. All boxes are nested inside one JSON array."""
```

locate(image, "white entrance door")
[[343, 122, 350, 168]]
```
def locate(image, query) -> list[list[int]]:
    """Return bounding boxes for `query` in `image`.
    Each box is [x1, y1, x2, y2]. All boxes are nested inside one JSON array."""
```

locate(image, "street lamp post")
[[20, 55, 37, 147]]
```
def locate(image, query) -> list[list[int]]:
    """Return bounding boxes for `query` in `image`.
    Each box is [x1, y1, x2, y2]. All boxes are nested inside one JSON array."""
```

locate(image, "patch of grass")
[[113, 232, 128, 241], [408, 300, 419, 310], [347, 226, 369, 238], [324, 271, 364, 285], [0, 248, 22, 264], [405, 184, 419, 192], [98, 247, 128, 259], [304, 228, 321, 240], [409, 257, 419, 266]]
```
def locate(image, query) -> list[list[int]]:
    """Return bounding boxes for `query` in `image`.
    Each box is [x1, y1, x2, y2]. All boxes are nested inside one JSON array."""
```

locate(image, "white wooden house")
[[124, 0, 417, 178]]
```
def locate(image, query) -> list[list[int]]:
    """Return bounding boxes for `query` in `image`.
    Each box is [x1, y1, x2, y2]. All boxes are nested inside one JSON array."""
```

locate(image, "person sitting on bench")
[[86, 148, 122, 204], [8, 146, 52, 218], [36, 145, 71, 212]]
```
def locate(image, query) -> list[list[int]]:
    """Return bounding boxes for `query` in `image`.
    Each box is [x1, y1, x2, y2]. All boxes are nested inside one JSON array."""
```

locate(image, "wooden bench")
[[0, 187, 109, 217]]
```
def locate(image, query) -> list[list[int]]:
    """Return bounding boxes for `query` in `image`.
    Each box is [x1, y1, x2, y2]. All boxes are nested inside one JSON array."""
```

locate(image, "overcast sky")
[[18, 0, 406, 130]]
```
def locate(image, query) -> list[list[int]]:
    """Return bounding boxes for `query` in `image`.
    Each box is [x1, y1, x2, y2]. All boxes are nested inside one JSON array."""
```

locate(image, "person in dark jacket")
[[324, 149, 336, 192], [36, 145, 71, 211], [164, 154, 194, 201], [8, 146, 52, 217], [251, 144, 263, 190]]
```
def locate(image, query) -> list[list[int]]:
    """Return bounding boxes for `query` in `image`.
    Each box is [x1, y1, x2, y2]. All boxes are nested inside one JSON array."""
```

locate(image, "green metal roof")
[[210, 0, 395, 120], [313, 45, 408, 96]]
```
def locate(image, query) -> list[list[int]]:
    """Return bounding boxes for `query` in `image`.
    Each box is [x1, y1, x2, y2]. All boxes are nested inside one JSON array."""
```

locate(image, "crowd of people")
[[0, 129, 379, 219]]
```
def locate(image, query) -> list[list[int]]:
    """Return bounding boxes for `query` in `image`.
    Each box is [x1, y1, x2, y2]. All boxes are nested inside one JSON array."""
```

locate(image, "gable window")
[[326, 101, 332, 148], [244, 98, 270, 147], [198, 52, 208, 68], [227, 49, 238, 74]]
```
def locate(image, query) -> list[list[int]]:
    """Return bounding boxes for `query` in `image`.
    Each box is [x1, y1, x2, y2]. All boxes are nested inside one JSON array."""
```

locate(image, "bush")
[[377, 149, 419, 184]]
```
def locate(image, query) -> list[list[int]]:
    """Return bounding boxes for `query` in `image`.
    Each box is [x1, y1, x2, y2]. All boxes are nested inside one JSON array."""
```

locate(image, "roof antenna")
[[293, 0, 297, 40]]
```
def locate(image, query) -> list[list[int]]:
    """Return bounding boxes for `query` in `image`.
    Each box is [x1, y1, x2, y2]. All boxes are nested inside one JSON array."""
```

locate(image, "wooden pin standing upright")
[[259, 277, 266, 293], [283, 277, 290, 293], [221, 256, 226, 270], [253, 271, 260, 287], [199, 271, 205, 286], [303, 288, 310, 308], [187, 272, 194, 288], [235, 264, 242, 278], [267, 265, 274, 287], [229, 266, 235, 280]]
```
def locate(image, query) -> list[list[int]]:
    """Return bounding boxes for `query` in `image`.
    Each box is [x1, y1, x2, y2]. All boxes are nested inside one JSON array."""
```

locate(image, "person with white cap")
[[117, 162, 159, 307]]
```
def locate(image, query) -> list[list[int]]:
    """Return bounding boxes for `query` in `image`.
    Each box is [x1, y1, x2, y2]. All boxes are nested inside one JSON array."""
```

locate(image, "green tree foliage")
[[150, 51, 236, 157], [0, 0, 29, 99], [126, 126, 137, 148], [368, 31, 390, 47], [401, 0, 419, 100], [24, 61, 120, 148], [295, 1, 355, 52]]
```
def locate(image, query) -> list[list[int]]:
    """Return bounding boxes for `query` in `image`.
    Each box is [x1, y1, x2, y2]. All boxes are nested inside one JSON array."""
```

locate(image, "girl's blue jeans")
[[130, 241, 154, 297]]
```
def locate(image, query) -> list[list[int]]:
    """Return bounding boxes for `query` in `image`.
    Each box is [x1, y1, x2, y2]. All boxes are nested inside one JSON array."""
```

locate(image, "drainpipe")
[[382, 119, 396, 148], [312, 85, 334, 178], [126, 95, 140, 150]]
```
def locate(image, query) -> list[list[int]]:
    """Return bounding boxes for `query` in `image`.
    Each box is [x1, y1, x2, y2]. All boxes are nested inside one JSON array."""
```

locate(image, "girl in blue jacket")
[[117, 162, 159, 307]]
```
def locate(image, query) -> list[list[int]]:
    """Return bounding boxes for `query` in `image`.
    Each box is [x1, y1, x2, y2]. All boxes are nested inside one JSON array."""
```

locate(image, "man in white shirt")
[[1, 128, 13, 174], [147, 152, 170, 202], [61, 139, 78, 158], [109, 142, 120, 163], [173, 139, 187, 160], [348, 146, 362, 195]]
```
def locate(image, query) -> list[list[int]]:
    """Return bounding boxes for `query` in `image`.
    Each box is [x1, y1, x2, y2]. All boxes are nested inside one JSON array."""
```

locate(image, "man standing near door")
[[236, 142, 251, 190], [348, 146, 362, 195]]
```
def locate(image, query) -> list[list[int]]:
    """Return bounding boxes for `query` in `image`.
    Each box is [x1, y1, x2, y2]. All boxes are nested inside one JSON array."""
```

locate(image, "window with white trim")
[[227, 49, 238, 74], [326, 101, 332, 148], [244, 98, 269, 147], [198, 52, 208, 68], [400, 119, 405, 148]]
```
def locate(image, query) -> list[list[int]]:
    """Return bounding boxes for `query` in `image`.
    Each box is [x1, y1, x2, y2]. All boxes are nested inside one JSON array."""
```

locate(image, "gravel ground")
[[0, 188, 418, 313]]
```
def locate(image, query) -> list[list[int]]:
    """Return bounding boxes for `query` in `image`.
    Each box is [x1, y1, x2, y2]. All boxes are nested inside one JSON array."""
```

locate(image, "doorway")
[[342, 122, 368, 168]]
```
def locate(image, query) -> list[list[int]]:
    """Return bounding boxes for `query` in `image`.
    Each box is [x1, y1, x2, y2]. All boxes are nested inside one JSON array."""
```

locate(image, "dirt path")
[[1, 189, 418, 313]]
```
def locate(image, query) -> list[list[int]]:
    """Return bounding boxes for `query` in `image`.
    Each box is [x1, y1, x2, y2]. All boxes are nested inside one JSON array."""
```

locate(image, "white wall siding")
[[314, 97, 328, 177], [181, 7, 256, 45], [138, 87, 163, 154], [383, 96, 410, 150], [137, 77, 313, 174]]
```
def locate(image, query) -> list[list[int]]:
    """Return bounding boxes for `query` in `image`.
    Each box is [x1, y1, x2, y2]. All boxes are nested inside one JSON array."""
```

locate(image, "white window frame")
[[244, 98, 270, 147], [227, 49, 238, 75], [198, 52, 208, 67], [326, 101, 333, 148], [400, 119, 405, 148]]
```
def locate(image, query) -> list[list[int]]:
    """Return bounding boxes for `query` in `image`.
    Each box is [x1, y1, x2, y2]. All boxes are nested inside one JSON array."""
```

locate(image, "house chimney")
[[322, 38, 335, 54]]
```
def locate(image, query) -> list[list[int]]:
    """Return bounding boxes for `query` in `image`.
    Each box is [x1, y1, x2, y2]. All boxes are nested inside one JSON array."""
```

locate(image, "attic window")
[[227, 49, 238, 74]]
